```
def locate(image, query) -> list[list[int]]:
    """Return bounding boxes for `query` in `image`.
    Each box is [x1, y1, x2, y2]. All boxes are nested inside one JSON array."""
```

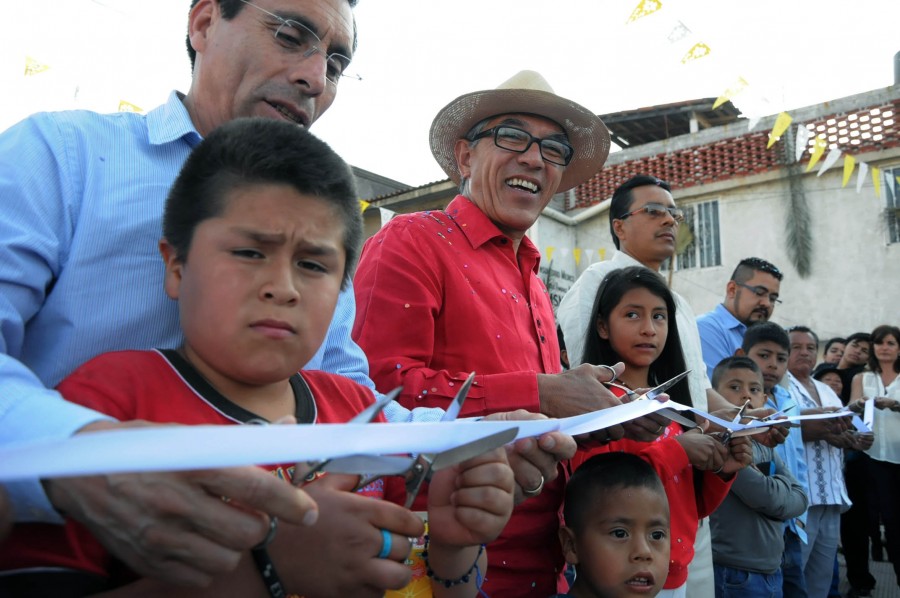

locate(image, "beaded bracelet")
[[421, 534, 485, 589]]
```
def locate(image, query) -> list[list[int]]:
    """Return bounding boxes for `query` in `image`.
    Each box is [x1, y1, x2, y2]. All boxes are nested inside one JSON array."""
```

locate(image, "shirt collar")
[[445, 195, 541, 270], [713, 302, 746, 332], [147, 91, 203, 148]]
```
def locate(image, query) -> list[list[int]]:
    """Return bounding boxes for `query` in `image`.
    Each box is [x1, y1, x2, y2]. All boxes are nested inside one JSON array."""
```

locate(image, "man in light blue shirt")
[[0, 0, 473, 591], [697, 256, 784, 380]]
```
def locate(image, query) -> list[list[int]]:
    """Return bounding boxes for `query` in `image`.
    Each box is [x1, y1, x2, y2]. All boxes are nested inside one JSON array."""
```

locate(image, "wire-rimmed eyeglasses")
[[238, 0, 361, 84], [735, 281, 782, 305], [469, 126, 574, 166], [616, 203, 685, 223]]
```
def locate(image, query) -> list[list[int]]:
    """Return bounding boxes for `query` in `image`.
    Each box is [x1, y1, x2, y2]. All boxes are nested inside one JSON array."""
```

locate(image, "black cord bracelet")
[[421, 534, 485, 589], [251, 516, 287, 598]]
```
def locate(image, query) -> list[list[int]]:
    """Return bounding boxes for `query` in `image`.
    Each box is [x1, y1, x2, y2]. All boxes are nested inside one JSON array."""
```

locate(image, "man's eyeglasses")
[[469, 126, 574, 166], [616, 203, 685, 223], [239, 0, 360, 84], [735, 282, 782, 305]]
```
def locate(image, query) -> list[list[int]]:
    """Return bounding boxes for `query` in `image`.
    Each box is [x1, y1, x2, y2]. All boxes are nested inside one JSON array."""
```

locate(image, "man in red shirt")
[[353, 70, 667, 596]]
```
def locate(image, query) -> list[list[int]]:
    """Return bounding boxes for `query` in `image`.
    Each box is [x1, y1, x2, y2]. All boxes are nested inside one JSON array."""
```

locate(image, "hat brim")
[[429, 88, 610, 192]]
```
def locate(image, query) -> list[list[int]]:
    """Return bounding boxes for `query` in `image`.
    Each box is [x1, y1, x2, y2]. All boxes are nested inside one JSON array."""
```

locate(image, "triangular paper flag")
[[805, 137, 827, 172], [626, 0, 662, 24], [795, 125, 811, 162], [746, 116, 762, 132], [872, 167, 882, 199], [380, 207, 395, 228], [573, 248, 582, 265], [681, 42, 711, 63], [546, 246, 555, 261], [598, 248, 607, 262], [559, 247, 570, 258], [817, 148, 841, 177], [24, 56, 50, 76], [713, 77, 749, 110], [667, 21, 690, 44], [767, 112, 793, 149], [584, 249, 596, 265], [856, 162, 869, 193], [359, 200, 370, 213], [842, 155, 856, 187], [118, 100, 142, 113]]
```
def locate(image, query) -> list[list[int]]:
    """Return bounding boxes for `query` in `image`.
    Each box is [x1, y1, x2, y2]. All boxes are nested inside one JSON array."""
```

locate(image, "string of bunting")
[[623, 1, 897, 201]]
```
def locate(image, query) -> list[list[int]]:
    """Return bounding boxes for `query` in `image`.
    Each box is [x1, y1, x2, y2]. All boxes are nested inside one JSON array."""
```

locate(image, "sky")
[[3, 0, 899, 187]]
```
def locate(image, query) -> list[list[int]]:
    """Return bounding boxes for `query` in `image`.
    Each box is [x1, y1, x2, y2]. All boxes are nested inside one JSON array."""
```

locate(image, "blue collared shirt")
[[767, 384, 809, 542], [0, 93, 440, 521], [696, 303, 747, 380]]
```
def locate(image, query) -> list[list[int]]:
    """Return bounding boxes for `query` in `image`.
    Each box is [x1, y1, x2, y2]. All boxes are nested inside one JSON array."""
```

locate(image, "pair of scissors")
[[314, 373, 518, 509], [606, 370, 697, 429], [294, 386, 403, 485], [719, 399, 751, 445]]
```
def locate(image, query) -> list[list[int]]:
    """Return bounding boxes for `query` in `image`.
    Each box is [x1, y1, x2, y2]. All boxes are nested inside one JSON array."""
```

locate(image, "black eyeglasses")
[[239, 0, 360, 84], [616, 203, 685, 223], [735, 282, 782, 305], [470, 126, 574, 166], [738, 257, 783, 280]]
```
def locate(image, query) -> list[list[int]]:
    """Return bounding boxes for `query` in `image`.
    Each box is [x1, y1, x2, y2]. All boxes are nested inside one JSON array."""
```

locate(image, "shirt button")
[[540, 335, 546, 343]]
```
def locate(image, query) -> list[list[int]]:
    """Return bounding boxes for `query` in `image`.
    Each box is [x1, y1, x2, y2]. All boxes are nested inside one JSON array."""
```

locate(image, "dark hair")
[[786, 325, 819, 346], [730, 257, 783, 283], [163, 117, 362, 287], [608, 175, 671, 250], [711, 356, 762, 390], [742, 321, 790, 353], [564, 452, 666, 532], [186, 0, 359, 70], [823, 337, 846, 353], [868, 325, 900, 374], [581, 266, 691, 406], [845, 331, 872, 346], [812, 362, 840, 381]]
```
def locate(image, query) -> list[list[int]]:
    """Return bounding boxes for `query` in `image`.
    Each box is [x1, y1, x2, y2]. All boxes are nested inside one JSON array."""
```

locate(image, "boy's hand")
[[44, 420, 319, 588], [875, 396, 900, 411], [426, 447, 515, 548], [272, 473, 424, 597], [674, 429, 727, 471], [483, 410, 575, 504], [720, 435, 753, 475]]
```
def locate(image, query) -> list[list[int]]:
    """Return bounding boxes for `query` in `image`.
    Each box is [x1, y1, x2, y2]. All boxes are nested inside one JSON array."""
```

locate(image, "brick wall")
[[573, 98, 900, 210]]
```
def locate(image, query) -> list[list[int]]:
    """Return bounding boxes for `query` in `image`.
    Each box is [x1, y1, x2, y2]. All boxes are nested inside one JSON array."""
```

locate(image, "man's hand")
[[537, 362, 627, 442], [851, 432, 875, 451], [483, 410, 576, 504], [44, 421, 319, 587]]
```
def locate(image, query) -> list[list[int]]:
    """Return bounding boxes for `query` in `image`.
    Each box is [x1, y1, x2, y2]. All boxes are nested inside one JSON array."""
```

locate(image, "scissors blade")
[[321, 454, 415, 476], [294, 386, 402, 485], [656, 407, 699, 429], [404, 427, 518, 508], [635, 370, 691, 402], [442, 372, 476, 422]]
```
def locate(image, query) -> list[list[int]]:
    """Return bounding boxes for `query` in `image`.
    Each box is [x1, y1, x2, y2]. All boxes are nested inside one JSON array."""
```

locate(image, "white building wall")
[[537, 146, 900, 341]]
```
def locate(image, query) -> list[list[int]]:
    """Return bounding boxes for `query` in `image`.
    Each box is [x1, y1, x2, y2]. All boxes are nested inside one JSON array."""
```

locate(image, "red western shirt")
[[354, 195, 566, 596]]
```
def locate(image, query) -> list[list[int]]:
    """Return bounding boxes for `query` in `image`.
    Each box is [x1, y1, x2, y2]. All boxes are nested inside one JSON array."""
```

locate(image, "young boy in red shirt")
[[1, 118, 514, 597]]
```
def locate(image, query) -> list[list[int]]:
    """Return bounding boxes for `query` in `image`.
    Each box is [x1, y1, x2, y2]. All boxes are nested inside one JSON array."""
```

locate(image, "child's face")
[[598, 287, 668, 370], [560, 485, 670, 598], [161, 183, 345, 391], [715, 368, 765, 409], [745, 341, 789, 393], [818, 371, 843, 396]]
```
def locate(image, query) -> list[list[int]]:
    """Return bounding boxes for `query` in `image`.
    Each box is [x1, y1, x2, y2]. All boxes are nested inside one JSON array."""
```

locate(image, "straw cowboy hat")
[[429, 70, 611, 193]]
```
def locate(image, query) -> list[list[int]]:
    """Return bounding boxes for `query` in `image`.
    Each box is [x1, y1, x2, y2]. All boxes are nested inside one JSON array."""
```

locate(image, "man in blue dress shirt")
[[696, 256, 784, 380]]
